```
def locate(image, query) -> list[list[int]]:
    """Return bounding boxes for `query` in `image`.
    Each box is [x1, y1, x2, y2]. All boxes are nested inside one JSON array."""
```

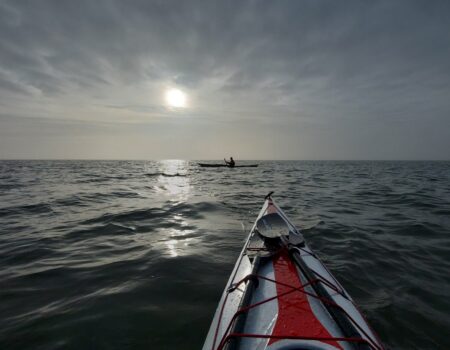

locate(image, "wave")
[[0, 203, 54, 217], [145, 172, 187, 177]]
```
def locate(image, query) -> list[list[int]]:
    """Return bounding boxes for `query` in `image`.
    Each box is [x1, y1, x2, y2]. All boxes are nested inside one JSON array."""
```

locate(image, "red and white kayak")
[[203, 193, 385, 350]]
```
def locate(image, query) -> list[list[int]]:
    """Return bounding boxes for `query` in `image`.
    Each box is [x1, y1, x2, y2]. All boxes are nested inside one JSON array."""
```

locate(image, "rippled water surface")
[[0, 160, 449, 349]]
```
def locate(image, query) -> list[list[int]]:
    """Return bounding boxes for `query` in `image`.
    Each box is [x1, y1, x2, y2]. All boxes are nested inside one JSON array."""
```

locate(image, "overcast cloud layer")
[[0, 0, 449, 159]]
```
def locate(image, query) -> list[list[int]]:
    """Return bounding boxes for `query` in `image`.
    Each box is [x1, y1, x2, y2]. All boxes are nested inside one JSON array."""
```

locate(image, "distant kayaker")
[[224, 157, 235, 168]]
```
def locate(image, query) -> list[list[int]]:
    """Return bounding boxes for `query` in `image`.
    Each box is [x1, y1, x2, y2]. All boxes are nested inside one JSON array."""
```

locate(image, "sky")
[[0, 0, 449, 160]]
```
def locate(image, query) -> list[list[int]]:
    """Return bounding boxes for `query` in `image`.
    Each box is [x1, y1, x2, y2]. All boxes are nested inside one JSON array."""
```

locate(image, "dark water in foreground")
[[0, 160, 449, 350]]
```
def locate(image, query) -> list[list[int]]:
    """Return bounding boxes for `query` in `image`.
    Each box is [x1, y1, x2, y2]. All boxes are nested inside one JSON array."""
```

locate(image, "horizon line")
[[0, 158, 448, 162]]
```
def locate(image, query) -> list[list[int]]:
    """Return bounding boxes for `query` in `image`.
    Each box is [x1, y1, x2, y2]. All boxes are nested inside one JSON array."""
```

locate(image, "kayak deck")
[[203, 196, 384, 350]]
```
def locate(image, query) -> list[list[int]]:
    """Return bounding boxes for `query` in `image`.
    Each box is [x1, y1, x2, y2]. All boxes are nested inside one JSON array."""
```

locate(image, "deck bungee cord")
[[213, 258, 382, 350]]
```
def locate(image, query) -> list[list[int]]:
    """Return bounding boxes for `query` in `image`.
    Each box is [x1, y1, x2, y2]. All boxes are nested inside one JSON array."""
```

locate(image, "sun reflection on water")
[[157, 160, 191, 201], [155, 160, 196, 257], [166, 239, 179, 257], [164, 228, 195, 258]]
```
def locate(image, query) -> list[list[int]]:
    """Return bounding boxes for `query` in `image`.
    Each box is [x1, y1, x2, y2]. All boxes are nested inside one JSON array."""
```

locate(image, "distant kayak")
[[198, 163, 259, 168]]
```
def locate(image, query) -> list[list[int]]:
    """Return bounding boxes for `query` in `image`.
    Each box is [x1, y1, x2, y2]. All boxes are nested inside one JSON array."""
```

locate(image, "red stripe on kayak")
[[269, 250, 343, 349], [266, 201, 277, 214]]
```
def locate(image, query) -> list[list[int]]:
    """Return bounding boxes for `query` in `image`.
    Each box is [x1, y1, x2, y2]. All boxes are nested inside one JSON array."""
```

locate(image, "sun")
[[165, 89, 187, 108]]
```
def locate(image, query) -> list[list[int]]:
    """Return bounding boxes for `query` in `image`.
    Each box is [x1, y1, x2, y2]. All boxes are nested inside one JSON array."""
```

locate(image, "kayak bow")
[[203, 194, 384, 350]]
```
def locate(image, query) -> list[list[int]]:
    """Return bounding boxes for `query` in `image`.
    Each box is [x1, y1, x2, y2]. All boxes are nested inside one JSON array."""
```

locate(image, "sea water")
[[0, 160, 449, 349]]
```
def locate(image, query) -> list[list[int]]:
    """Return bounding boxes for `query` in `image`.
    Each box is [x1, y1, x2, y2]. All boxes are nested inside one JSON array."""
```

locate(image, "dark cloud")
[[0, 0, 449, 159]]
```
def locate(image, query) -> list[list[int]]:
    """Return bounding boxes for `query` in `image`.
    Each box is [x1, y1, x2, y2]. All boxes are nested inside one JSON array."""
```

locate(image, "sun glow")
[[165, 89, 187, 108]]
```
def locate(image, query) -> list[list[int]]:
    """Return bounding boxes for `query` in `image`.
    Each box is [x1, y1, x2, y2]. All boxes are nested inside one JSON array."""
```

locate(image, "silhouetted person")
[[224, 157, 235, 168]]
